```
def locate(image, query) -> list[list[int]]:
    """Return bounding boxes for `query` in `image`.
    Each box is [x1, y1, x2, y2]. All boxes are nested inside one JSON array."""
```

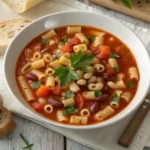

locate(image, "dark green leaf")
[[112, 93, 120, 103], [113, 65, 119, 73], [128, 80, 135, 88], [88, 36, 96, 41], [63, 35, 68, 42], [122, 0, 132, 9], [63, 104, 78, 115], [64, 91, 75, 99], [32, 81, 42, 89], [40, 38, 48, 44], [23, 144, 34, 149], [83, 40, 86, 44], [94, 91, 102, 97], [110, 54, 120, 58]]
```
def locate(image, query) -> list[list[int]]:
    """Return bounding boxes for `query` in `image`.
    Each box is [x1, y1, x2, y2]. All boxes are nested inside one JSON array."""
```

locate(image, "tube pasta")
[[80, 109, 90, 117], [121, 91, 132, 102], [108, 58, 118, 68], [114, 90, 123, 97], [88, 76, 97, 83], [32, 52, 42, 61], [110, 101, 120, 109], [93, 36, 104, 47], [89, 30, 105, 37], [21, 62, 32, 74], [75, 33, 89, 45], [82, 91, 96, 100], [116, 73, 125, 81], [45, 68, 55, 76], [76, 70, 84, 79], [42, 29, 57, 39], [94, 64, 105, 72], [88, 82, 104, 91], [87, 66, 95, 73], [62, 98, 74, 107], [69, 82, 80, 93], [32, 59, 45, 69], [77, 79, 87, 86], [17, 76, 35, 101], [31, 70, 46, 81], [70, 116, 88, 124], [49, 60, 62, 69], [116, 80, 126, 89], [59, 56, 71, 66], [91, 57, 100, 64], [129, 67, 139, 80], [83, 72, 93, 79], [107, 81, 118, 89], [96, 77, 103, 83], [94, 106, 115, 121], [73, 44, 87, 53], [67, 26, 81, 34], [43, 54, 52, 63], [57, 110, 68, 122], [44, 104, 53, 113], [46, 76, 55, 87]]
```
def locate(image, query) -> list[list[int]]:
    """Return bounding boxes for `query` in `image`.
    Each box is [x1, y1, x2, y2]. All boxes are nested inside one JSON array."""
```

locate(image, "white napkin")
[[0, 0, 150, 149]]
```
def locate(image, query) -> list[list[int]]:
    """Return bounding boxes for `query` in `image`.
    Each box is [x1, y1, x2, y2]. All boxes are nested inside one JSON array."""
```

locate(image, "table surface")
[[0, 0, 150, 150]]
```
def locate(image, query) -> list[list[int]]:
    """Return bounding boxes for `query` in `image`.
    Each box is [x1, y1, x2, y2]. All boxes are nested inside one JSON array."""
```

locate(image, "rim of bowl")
[[3, 10, 150, 129]]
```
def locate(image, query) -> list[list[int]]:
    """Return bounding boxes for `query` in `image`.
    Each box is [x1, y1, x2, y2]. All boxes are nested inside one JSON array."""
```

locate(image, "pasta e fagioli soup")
[[15, 25, 139, 125]]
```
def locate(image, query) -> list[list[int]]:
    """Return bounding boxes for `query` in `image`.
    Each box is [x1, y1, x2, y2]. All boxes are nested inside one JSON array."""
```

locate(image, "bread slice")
[[0, 18, 31, 55], [2, 0, 45, 13], [0, 107, 15, 139]]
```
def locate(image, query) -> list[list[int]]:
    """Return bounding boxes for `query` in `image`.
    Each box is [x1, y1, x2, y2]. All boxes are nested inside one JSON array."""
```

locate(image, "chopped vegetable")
[[32, 102, 43, 112], [36, 85, 52, 97], [128, 80, 135, 88], [32, 81, 42, 89], [88, 36, 96, 41], [69, 36, 81, 46], [112, 93, 120, 103], [94, 91, 102, 97], [75, 93, 84, 110], [63, 43, 73, 52], [40, 38, 48, 44], [64, 91, 75, 99], [63, 104, 78, 115], [110, 53, 120, 58], [20, 133, 34, 150], [63, 35, 68, 42], [113, 65, 119, 72], [122, 0, 132, 9], [55, 66, 78, 87], [83, 40, 86, 44], [52, 86, 62, 95]]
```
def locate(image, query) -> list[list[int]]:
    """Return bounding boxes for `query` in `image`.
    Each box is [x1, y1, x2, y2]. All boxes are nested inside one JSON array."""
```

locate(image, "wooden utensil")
[[118, 93, 150, 147]]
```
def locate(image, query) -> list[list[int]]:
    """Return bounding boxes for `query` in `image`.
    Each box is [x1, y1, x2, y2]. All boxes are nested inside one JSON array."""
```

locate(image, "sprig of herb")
[[63, 35, 68, 42], [63, 104, 78, 115], [111, 93, 120, 103], [113, 65, 119, 73], [88, 36, 96, 41], [60, 42, 65, 46], [110, 54, 120, 59], [94, 91, 102, 97], [20, 133, 34, 150], [83, 40, 87, 44], [122, 0, 132, 9], [40, 38, 48, 44], [128, 80, 135, 88], [64, 91, 75, 99], [32, 81, 42, 89]]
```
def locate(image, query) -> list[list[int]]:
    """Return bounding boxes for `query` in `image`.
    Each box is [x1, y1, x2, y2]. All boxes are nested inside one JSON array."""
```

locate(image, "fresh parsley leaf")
[[32, 81, 42, 89], [128, 80, 135, 88], [122, 0, 132, 9], [83, 40, 86, 44], [40, 38, 48, 44], [88, 36, 96, 41], [23, 144, 34, 149], [63, 35, 68, 42], [60, 42, 65, 46], [110, 54, 120, 58], [113, 65, 119, 73], [112, 93, 120, 103], [94, 91, 102, 97], [64, 91, 75, 99], [63, 104, 78, 115], [55, 66, 78, 87]]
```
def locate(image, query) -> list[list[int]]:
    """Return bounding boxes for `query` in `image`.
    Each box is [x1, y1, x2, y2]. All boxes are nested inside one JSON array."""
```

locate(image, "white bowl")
[[3, 11, 150, 129]]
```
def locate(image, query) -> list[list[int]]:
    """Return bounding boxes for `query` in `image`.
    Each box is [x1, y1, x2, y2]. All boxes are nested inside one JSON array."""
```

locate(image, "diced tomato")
[[52, 86, 62, 95], [69, 36, 81, 46], [94, 45, 111, 60], [75, 93, 84, 110], [36, 85, 52, 97], [106, 64, 116, 75], [63, 43, 73, 52], [32, 102, 43, 112]]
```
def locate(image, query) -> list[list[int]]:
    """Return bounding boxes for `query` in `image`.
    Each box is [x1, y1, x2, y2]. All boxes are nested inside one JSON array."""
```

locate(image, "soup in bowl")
[[4, 11, 150, 129]]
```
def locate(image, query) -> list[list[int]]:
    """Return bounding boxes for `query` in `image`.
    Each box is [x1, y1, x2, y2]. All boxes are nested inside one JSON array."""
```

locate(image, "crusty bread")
[[0, 18, 31, 55], [2, 0, 45, 13]]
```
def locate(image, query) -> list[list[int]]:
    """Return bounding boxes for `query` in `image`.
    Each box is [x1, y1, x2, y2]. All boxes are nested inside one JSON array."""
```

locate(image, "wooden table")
[[0, 0, 150, 149]]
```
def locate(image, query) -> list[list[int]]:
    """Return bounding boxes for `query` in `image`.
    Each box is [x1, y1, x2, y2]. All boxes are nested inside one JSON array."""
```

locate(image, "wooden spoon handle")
[[118, 98, 150, 147]]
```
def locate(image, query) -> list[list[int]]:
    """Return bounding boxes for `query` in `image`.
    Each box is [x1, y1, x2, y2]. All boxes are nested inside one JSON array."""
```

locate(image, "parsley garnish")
[[40, 38, 48, 44], [55, 66, 78, 87], [63, 104, 78, 115], [20, 133, 34, 150], [128, 80, 135, 88], [63, 35, 68, 42], [60, 42, 65, 46], [32, 81, 42, 89], [122, 0, 132, 9], [64, 91, 75, 99], [113, 65, 119, 73], [83, 40, 86, 44], [94, 91, 102, 97], [110, 54, 120, 58], [112, 93, 120, 103], [70, 50, 94, 72], [88, 36, 96, 41]]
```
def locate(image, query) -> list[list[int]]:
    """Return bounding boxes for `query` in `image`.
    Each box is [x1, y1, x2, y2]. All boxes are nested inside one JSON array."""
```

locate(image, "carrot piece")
[[75, 93, 84, 110], [63, 43, 73, 52], [69, 36, 81, 46], [36, 85, 51, 97]]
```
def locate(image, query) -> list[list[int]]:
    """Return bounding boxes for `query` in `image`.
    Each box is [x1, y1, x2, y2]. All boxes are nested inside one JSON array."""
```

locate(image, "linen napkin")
[[0, 0, 150, 149]]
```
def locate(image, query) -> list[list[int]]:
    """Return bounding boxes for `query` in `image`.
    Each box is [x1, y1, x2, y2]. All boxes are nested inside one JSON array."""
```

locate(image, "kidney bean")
[[26, 73, 38, 81], [96, 94, 110, 102], [102, 72, 116, 82], [89, 102, 100, 114], [48, 97, 64, 108]]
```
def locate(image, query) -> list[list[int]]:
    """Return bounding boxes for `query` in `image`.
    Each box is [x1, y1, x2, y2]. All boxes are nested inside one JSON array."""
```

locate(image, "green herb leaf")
[[23, 144, 34, 149], [60, 42, 65, 46], [94, 91, 102, 97], [63, 104, 78, 115], [113, 65, 119, 73], [64, 91, 75, 99], [40, 38, 48, 44], [112, 93, 120, 103], [88, 36, 96, 41], [83, 40, 86, 44], [122, 0, 132, 9], [128, 80, 135, 88], [63, 35, 68, 42], [55, 66, 78, 87], [32, 81, 42, 89], [110, 54, 120, 58]]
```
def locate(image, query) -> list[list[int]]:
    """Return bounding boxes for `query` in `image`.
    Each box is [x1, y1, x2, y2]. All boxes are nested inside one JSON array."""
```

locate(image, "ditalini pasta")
[[16, 25, 139, 126]]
